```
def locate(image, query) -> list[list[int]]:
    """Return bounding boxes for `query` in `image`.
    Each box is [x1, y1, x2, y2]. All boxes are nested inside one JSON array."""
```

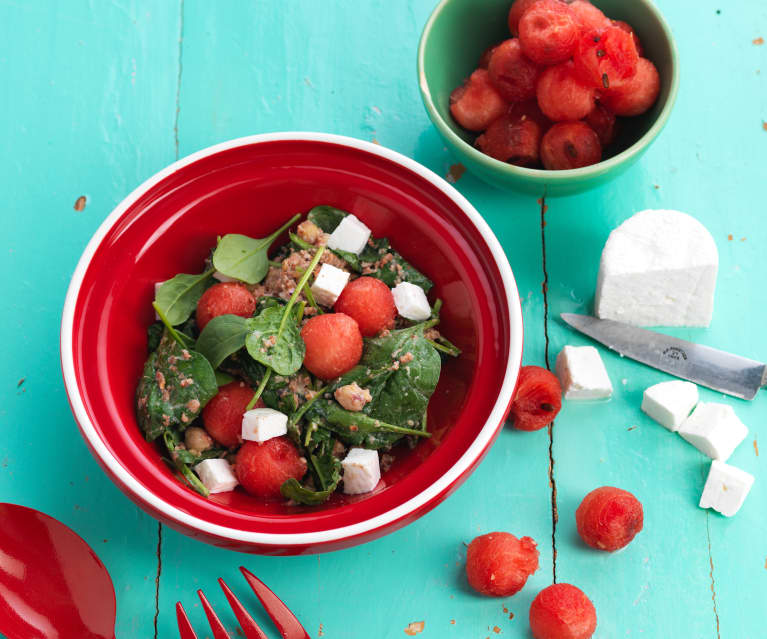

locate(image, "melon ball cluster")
[[450, 0, 661, 170]]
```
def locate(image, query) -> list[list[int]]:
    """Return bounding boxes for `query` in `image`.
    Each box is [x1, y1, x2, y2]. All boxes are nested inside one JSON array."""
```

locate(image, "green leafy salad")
[[136, 206, 460, 505]]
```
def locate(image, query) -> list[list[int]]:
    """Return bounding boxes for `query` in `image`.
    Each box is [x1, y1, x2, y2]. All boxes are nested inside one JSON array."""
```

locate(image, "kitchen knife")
[[560, 313, 767, 400]]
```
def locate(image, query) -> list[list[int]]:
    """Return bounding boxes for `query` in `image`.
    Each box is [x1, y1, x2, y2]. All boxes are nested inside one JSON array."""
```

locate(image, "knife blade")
[[560, 313, 767, 400]]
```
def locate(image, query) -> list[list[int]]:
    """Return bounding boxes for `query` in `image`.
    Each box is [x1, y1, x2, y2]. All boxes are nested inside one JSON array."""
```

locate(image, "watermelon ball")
[[529, 583, 597, 639], [612, 19, 644, 57], [541, 122, 602, 170], [235, 437, 307, 500], [509, 366, 562, 431], [334, 276, 396, 337], [466, 532, 540, 597], [450, 69, 508, 132], [536, 62, 595, 122], [508, 0, 547, 37], [196, 282, 256, 331], [478, 43, 501, 70], [518, 0, 580, 66], [574, 26, 639, 90], [576, 486, 644, 551], [584, 102, 618, 147], [476, 109, 543, 167], [488, 39, 541, 103], [202, 382, 262, 448], [600, 57, 660, 117], [568, 0, 610, 33], [301, 313, 363, 380]]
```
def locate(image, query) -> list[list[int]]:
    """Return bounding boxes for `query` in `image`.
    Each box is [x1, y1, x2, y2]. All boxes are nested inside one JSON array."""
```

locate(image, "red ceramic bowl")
[[60, 133, 523, 554]]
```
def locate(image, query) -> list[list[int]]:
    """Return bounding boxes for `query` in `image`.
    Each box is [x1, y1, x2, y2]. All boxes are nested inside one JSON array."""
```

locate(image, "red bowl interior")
[[68, 138, 514, 542]]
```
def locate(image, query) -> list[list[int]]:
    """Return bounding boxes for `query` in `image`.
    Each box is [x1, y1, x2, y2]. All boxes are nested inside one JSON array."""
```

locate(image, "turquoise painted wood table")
[[1, 1, 765, 637]]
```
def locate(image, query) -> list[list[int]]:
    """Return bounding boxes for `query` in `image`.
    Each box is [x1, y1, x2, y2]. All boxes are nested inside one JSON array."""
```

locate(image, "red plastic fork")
[[176, 567, 310, 639]]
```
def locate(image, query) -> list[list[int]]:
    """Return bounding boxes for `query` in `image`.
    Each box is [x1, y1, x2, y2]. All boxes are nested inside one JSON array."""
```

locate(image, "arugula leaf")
[[359, 237, 433, 292], [307, 205, 347, 232], [155, 270, 215, 326], [195, 314, 249, 369], [136, 331, 218, 441], [212, 214, 300, 284], [244, 305, 305, 376]]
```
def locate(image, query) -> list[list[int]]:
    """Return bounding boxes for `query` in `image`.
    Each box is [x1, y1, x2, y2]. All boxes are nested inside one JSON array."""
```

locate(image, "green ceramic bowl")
[[417, 0, 679, 197]]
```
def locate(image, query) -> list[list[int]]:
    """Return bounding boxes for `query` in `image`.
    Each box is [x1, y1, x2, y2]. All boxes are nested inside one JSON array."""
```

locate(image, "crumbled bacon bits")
[[404, 621, 425, 636]]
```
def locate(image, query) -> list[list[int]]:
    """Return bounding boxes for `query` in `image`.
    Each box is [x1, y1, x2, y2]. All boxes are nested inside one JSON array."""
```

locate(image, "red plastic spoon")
[[0, 503, 116, 639]]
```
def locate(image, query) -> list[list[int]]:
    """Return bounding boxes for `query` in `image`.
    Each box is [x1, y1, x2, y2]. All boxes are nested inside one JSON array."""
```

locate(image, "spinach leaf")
[[174, 446, 228, 466], [280, 436, 342, 505], [219, 350, 266, 386], [195, 314, 249, 369], [162, 430, 209, 497], [152, 303, 196, 350], [256, 295, 286, 313], [215, 370, 235, 386], [307, 205, 347, 233], [244, 305, 305, 376], [212, 213, 300, 284], [359, 237, 433, 292], [147, 322, 164, 352], [155, 270, 215, 326], [136, 332, 218, 442]]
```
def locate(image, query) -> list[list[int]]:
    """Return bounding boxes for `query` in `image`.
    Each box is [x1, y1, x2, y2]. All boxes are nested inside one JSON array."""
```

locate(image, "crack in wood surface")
[[173, 0, 185, 158], [152, 521, 163, 639], [540, 194, 557, 583], [706, 513, 722, 639]]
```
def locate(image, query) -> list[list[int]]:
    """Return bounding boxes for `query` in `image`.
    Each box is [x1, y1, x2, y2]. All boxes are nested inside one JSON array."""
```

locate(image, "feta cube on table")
[[700, 460, 754, 517], [194, 459, 238, 494], [555, 345, 613, 400], [678, 402, 747, 461], [242, 407, 288, 443], [392, 282, 431, 321], [342, 448, 381, 495], [641, 380, 699, 432], [310, 263, 349, 307], [327, 214, 371, 255]]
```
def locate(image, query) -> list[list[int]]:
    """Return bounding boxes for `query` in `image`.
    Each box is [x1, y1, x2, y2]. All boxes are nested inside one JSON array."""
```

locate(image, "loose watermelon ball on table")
[[466, 532, 540, 597], [529, 583, 597, 639], [509, 365, 562, 431], [576, 486, 644, 551]]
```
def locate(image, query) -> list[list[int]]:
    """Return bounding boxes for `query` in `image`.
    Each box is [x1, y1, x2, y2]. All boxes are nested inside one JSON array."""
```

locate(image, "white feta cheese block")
[[641, 380, 699, 432], [194, 459, 238, 494], [341, 448, 381, 495], [241, 407, 288, 443], [213, 270, 237, 283], [392, 282, 431, 321], [595, 209, 719, 327], [555, 345, 613, 400], [327, 214, 371, 255], [310, 263, 350, 307], [678, 402, 748, 461], [699, 460, 754, 517]]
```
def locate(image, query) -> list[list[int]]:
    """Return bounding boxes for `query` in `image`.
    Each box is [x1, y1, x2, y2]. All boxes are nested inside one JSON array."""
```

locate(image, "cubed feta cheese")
[[555, 345, 613, 400], [699, 460, 754, 517], [392, 282, 431, 321], [678, 403, 748, 461], [310, 263, 350, 307], [194, 458, 238, 494], [595, 210, 719, 327], [213, 271, 237, 283], [241, 407, 288, 443], [341, 448, 381, 495], [327, 214, 371, 255], [641, 380, 699, 432]]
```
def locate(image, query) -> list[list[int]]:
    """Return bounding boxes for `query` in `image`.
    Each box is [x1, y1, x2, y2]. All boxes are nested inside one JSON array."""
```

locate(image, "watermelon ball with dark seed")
[[576, 486, 644, 551], [600, 57, 661, 117], [466, 532, 540, 597], [476, 109, 544, 167], [236, 437, 307, 500], [541, 122, 602, 170], [196, 282, 256, 331], [529, 583, 597, 639], [509, 366, 562, 431]]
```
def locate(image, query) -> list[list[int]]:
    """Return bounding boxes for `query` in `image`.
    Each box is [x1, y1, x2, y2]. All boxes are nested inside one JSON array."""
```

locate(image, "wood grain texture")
[[1, 0, 765, 637]]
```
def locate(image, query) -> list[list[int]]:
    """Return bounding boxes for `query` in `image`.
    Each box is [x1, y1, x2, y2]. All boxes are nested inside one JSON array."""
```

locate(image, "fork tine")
[[240, 567, 311, 639], [197, 589, 232, 639], [176, 602, 199, 639], [218, 577, 269, 639]]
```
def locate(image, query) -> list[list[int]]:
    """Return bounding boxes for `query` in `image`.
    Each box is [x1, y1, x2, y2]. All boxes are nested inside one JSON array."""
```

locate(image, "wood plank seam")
[[706, 513, 722, 639]]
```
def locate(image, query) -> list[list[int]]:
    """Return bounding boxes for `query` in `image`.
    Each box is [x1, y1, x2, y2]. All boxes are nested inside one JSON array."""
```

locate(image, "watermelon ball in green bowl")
[[417, 0, 679, 197]]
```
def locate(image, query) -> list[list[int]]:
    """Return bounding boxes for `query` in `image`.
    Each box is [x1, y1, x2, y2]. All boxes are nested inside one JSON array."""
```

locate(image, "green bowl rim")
[[416, 0, 680, 184]]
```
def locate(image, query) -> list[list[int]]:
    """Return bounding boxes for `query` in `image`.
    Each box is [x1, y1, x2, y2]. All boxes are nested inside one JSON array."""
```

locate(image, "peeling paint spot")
[[446, 163, 466, 183], [754, 37, 764, 45], [763, 122, 767, 132], [17, 378, 25, 387], [493, 626, 501, 633], [728, 234, 734, 241], [404, 621, 425, 635], [74, 195, 87, 211], [754, 438, 759, 457]]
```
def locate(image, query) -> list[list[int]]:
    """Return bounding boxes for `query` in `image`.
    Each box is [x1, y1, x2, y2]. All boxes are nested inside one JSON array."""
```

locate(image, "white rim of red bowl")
[[60, 132, 523, 546]]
